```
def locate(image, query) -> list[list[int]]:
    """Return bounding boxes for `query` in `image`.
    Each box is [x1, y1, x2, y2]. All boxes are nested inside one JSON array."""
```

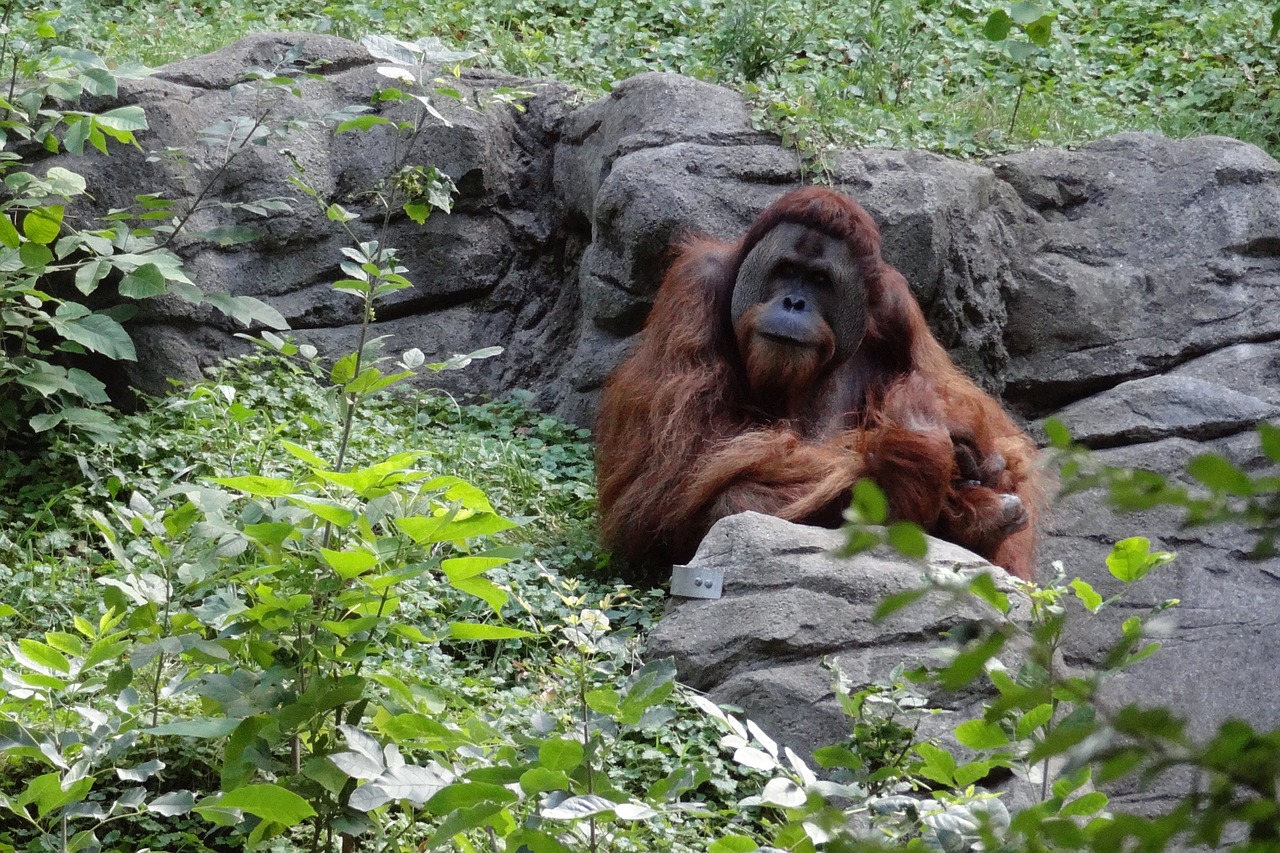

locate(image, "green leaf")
[[94, 105, 148, 133], [288, 497, 357, 527], [1187, 453, 1253, 497], [1025, 14, 1054, 47], [849, 478, 888, 524], [145, 718, 240, 738], [520, 767, 573, 795], [198, 784, 316, 826], [619, 658, 677, 723], [22, 773, 93, 818], [812, 744, 862, 770], [939, 633, 1006, 691], [326, 203, 357, 222], [45, 167, 88, 197], [1005, 41, 1042, 61], [1016, 703, 1055, 740], [1070, 578, 1103, 612], [321, 548, 378, 579], [442, 555, 510, 581], [148, 790, 196, 816], [984, 9, 1012, 40], [29, 412, 65, 432], [1042, 418, 1072, 448], [75, 259, 110, 295], [337, 115, 393, 132], [49, 309, 136, 360], [425, 801, 506, 848], [1059, 790, 1108, 818], [448, 622, 535, 641], [914, 742, 957, 785], [538, 738, 584, 773], [873, 587, 928, 621], [17, 638, 71, 673], [60, 407, 121, 442], [1259, 422, 1280, 464], [450, 576, 509, 614], [395, 511, 517, 545], [969, 572, 1010, 614], [203, 292, 289, 330], [82, 639, 129, 672], [425, 782, 517, 815], [118, 262, 168, 298], [709, 836, 759, 853], [22, 205, 63, 244], [19, 241, 53, 269], [244, 521, 296, 548], [1106, 537, 1174, 583], [0, 214, 20, 248], [954, 718, 1010, 750], [1009, 2, 1047, 25], [954, 759, 995, 787], [886, 521, 927, 558], [281, 440, 328, 468], [210, 475, 295, 497]]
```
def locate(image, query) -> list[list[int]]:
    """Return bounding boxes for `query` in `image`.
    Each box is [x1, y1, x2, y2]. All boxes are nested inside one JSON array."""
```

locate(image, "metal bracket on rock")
[[670, 564, 724, 599]]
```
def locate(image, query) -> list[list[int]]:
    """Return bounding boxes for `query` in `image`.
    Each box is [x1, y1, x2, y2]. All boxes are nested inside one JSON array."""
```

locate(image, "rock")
[[645, 512, 1030, 758]]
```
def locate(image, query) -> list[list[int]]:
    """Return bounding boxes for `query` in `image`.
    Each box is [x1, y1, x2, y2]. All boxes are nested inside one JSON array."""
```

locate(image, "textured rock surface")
[[645, 512, 1030, 755], [52, 33, 1280, 813]]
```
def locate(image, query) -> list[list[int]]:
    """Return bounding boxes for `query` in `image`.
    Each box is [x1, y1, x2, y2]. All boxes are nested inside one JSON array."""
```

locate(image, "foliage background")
[[49, 0, 1280, 158]]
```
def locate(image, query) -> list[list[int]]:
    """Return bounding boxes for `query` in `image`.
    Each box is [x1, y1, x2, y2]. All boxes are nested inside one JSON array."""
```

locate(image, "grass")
[[39, 0, 1280, 159]]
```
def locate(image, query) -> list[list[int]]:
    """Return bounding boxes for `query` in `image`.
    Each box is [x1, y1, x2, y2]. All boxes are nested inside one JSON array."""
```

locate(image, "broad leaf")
[[198, 784, 315, 826]]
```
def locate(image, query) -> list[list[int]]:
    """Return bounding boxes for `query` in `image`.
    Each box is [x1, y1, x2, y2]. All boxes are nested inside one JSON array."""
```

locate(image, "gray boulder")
[[645, 512, 1030, 757]]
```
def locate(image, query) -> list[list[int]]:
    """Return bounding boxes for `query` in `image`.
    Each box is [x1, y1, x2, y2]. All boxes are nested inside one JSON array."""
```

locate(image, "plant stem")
[[0, 0, 16, 122], [1009, 82, 1024, 135]]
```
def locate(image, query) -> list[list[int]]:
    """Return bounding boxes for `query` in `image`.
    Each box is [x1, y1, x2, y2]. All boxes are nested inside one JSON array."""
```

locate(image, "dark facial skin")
[[730, 222, 867, 369]]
